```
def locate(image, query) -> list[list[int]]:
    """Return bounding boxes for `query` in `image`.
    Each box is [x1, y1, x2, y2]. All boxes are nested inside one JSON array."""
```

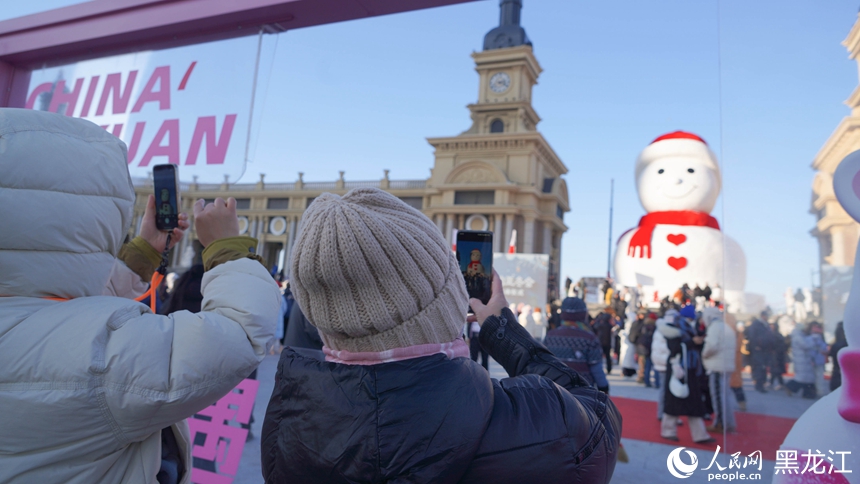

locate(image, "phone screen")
[[153, 164, 180, 231], [456, 230, 494, 304]]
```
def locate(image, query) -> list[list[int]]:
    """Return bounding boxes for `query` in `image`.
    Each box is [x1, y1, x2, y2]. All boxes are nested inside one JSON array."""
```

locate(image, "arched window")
[[490, 119, 504, 133]]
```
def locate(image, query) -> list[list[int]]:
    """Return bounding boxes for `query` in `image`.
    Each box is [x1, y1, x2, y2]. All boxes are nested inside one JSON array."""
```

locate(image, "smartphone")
[[456, 230, 494, 304], [153, 164, 180, 231]]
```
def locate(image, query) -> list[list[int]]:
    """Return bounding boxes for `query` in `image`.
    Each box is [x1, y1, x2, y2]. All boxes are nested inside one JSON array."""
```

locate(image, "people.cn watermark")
[[668, 446, 762, 481], [667, 447, 852, 480]]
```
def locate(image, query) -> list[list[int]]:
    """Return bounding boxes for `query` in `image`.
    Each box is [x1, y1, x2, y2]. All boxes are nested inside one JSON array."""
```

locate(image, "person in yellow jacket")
[[0, 109, 280, 484]]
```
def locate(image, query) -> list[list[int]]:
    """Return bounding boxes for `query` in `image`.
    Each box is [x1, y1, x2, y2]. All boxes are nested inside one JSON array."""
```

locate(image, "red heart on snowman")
[[667, 234, 686, 246], [667, 257, 687, 271]]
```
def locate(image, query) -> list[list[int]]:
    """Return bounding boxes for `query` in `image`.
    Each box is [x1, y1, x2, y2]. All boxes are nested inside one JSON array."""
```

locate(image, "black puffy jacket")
[[261, 308, 621, 483]]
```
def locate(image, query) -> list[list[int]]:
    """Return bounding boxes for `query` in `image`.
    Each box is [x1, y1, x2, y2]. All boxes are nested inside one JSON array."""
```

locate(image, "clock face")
[[489, 72, 511, 93]]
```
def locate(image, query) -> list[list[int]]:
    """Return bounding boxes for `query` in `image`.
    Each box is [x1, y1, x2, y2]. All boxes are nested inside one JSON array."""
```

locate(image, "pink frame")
[[0, 0, 477, 107]]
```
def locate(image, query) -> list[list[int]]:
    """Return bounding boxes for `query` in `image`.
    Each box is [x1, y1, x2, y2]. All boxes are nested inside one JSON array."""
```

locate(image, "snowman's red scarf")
[[628, 211, 720, 258]]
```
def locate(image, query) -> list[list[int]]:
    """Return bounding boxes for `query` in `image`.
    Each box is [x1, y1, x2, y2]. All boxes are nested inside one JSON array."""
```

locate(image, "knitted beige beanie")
[[290, 187, 469, 353]]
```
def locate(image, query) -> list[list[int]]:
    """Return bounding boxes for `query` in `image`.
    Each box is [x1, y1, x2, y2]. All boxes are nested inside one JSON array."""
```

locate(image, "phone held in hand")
[[152, 164, 181, 231], [456, 230, 494, 304]]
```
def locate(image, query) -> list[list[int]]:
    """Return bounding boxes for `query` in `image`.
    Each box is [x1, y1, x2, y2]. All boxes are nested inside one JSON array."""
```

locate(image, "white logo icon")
[[667, 447, 699, 479]]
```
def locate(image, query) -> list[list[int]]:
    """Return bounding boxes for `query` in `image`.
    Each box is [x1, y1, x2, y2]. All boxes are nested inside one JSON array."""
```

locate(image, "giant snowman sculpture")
[[773, 151, 860, 484], [613, 131, 748, 309]]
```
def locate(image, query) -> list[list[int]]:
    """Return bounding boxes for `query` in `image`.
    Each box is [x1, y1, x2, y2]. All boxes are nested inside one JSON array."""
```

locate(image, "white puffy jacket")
[[701, 309, 737, 373], [0, 109, 280, 484], [651, 312, 680, 372]]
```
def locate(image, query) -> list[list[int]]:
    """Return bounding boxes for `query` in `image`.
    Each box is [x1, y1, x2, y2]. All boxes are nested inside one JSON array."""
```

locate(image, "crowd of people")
[[540, 277, 849, 444], [0, 111, 621, 484]]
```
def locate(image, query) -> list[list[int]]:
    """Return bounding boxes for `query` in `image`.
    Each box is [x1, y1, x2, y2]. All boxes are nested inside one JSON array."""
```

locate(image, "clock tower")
[[465, 0, 541, 135], [424, 0, 570, 302]]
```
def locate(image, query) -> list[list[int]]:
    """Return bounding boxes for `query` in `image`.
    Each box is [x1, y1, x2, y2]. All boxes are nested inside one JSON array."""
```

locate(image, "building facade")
[[130, 0, 570, 300], [811, 12, 860, 324]]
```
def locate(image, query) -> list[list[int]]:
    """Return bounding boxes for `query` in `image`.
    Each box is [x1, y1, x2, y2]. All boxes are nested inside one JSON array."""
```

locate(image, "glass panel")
[[454, 190, 494, 205], [266, 198, 290, 209], [398, 196, 423, 210]]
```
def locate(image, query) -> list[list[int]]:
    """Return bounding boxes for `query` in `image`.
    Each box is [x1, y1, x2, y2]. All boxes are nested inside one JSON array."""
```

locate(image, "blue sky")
[[6, 1, 860, 309]]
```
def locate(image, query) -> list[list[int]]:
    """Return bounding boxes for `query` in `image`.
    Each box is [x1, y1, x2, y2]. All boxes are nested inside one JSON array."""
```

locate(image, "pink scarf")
[[324, 339, 470, 365]]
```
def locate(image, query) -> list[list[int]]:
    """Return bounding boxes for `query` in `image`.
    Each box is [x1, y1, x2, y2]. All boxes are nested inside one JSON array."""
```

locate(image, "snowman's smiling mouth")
[[660, 184, 698, 199]]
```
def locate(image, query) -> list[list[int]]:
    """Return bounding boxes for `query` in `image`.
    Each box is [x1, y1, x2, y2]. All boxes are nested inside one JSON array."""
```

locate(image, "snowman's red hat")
[[635, 130, 721, 183]]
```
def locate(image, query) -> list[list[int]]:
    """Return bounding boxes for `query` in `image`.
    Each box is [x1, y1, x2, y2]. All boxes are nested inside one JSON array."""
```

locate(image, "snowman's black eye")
[[658, 169, 664, 174], [687, 168, 695, 173]]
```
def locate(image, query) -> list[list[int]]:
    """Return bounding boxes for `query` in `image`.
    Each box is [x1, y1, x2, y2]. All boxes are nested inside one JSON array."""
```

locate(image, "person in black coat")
[[830, 322, 848, 391], [261, 188, 620, 484], [768, 322, 788, 390], [160, 264, 204, 315], [658, 306, 715, 444], [745, 317, 774, 392], [592, 308, 617, 375]]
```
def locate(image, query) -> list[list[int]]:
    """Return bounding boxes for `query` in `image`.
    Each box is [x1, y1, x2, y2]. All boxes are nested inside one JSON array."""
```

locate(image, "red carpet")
[[612, 396, 797, 456]]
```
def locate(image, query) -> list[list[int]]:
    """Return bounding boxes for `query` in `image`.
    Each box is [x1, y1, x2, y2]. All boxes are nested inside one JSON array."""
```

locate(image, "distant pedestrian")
[[651, 311, 673, 419], [730, 319, 747, 411], [637, 313, 659, 388], [744, 317, 773, 393], [659, 306, 715, 444], [711, 284, 722, 306], [628, 313, 645, 383], [701, 308, 737, 433], [830, 322, 848, 391], [543, 297, 609, 393], [468, 318, 488, 370], [546, 301, 562, 331], [768, 322, 787, 390], [592, 307, 617, 374], [809, 322, 829, 397], [785, 323, 820, 399]]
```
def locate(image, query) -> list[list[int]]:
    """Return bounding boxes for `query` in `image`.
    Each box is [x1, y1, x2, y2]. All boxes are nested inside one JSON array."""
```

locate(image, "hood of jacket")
[[656, 310, 682, 339], [701, 307, 724, 327], [0, 109, 133, 298]]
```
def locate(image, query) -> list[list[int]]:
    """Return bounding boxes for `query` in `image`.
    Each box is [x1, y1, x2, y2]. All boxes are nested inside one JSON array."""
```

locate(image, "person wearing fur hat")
[[261, 188, 621, 483], [658, 305, 715, 443]]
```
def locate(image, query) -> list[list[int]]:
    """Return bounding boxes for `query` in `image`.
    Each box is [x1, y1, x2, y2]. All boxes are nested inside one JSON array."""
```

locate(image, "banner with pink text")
[[25, 37, 259, 183]]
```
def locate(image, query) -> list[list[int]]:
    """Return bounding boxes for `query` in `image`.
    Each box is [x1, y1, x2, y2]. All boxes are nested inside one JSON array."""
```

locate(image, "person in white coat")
[[0, 109, 280, 484], [701, 307, 737, 433]]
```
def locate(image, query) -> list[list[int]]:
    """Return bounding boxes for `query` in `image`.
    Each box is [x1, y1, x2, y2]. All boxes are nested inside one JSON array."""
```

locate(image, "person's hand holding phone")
[[469, 269, 508, 324], [194, 197, 240, 247], [140, 193, 189, 252]]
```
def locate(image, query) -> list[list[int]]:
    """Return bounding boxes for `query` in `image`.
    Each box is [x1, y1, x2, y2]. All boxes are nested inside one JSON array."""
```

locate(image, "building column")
[[504, 214, 515, 252], [493, 214, 503, 252], [284, 216, 298, 278], [434, 214, 444, 234], [523, 215, 535, 254], [257, 216, 268, 255], [444, 214, 454, 246], [832, 226, 846, 265], [543, 223, 552, 254]]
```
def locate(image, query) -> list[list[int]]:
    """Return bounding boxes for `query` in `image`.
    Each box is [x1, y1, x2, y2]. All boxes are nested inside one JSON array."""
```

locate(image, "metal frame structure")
[[0, 0, 477, 107]]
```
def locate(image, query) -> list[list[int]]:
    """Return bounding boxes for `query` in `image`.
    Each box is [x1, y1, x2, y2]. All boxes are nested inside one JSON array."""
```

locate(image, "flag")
[[508, 229, 517, 254]]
